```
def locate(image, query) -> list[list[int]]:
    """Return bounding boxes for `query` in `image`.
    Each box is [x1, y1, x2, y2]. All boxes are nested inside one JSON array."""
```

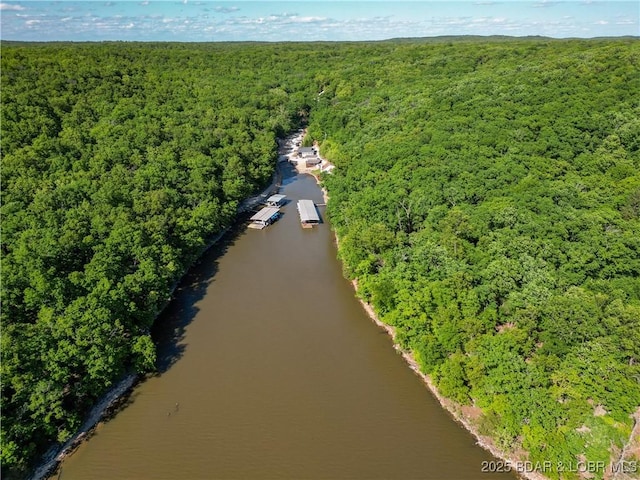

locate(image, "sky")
[[0, 1, 638, 42]]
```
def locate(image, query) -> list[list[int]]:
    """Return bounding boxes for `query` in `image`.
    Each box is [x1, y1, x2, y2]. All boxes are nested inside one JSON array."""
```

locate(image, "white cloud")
[[214, 6, 239, 14], [594, 20, 609, 25], [228, 12, 328, 29], [0, 3, 25, 11], [1, 0, 636, 42], [289, 16, 326, 24]]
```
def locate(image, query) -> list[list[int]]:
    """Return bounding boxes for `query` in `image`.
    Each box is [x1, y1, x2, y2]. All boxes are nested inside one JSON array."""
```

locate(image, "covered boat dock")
[[265, 194, 286, 207], [297, 199, 320, 228], [249, 206, 281, 229]]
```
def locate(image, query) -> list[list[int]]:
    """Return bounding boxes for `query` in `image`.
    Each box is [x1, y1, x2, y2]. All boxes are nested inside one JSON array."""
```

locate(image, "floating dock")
[[297, 199, 320, 228], [249, 206, 281, 229], [265, 194, 286, 207]]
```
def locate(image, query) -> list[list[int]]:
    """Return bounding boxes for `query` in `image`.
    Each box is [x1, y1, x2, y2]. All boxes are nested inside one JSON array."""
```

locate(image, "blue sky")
[[1, 1, 638, 42]]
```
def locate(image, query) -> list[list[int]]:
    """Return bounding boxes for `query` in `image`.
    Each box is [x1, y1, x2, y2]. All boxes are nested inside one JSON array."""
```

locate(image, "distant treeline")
[[1, 39, 639, 479]]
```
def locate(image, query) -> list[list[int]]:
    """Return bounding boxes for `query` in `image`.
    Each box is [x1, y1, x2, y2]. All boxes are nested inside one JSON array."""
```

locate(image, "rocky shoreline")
[[348, 280, 547, 480]]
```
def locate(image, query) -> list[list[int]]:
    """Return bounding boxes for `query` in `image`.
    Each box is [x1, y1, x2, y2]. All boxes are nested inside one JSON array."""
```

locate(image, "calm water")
[[58, 162, 515, 480]]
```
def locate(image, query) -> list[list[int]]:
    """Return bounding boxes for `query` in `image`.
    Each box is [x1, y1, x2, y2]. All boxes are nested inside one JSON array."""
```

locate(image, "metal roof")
[[250, 207, 280, 223], [299, 146, 315, 153], [297, 199, 320, 223], [266, 194, 286, 203]]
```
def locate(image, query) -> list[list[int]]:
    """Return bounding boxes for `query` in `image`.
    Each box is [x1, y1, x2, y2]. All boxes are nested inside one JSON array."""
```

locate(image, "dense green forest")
[[312, 39, 640, 478], [1, 39, 639, 479], [0, 42, 318, 476]]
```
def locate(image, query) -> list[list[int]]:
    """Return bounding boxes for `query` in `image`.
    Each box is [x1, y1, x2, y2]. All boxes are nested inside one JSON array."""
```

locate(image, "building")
[[249, 207, 281, 229], [297, 199, 320, 228], [298, 146, 316, 157], [305, 158, 321, 168], [265, 194, 286, 207]]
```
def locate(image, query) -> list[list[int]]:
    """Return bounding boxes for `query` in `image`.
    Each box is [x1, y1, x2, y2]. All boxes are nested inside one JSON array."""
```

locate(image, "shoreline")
[[34, 130, 523, 480], [349, 280, 546, 480], [29, 374, 138, 480], [304, 149, 545, 480], [309, 141, 638, 480], [30, 146, 285, 480], [32, 129, 634, 480]]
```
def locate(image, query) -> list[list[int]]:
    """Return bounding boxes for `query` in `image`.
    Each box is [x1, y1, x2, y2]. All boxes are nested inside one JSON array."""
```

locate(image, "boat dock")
[[248, 206, 281, 229], [265, 194, 286, 207], [297, 199, 320, 228]]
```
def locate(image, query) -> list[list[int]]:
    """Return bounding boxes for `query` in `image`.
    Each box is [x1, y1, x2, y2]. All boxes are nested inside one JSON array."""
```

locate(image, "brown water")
[[58, 163, 516, 480]]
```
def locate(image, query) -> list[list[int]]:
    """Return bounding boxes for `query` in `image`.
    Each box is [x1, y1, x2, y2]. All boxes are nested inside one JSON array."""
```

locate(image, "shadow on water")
[[49, 175, 291, 479], [150, 220, 248, 375], [150, 161, 301, 374]]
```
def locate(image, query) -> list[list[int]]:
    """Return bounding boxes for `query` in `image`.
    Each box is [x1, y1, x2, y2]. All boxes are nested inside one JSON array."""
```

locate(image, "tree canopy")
[[1, 42, 318, 476], [2, 38, 639, 479], [314, 38, 640, 479]]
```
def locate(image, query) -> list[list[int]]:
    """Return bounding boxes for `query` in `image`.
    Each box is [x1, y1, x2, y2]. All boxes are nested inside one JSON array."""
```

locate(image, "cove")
[[57, 161, 515, 480]]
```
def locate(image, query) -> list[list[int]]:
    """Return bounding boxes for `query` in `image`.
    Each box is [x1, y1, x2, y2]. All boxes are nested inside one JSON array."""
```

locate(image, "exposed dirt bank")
[[611, 407, 640, 480], [348, 280, 546, 480], [30, 375, 137, 480]]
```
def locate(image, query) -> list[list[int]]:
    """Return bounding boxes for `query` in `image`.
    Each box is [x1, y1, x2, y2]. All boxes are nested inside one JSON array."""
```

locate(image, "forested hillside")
[[2, 39, 639, 479], [0, 42, 319, 476], [311, 39, 640, 478]]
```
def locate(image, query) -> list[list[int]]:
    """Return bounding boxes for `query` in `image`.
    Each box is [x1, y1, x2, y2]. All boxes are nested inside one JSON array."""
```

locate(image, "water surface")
[[59, 163, 515, 480]]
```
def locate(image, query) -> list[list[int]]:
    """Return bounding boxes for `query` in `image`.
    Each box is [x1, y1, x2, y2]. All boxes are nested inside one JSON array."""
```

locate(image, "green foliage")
[[132, 335, 157, 373], [434, 352, 470, 404], [0, 42, 317, 477], [315, 38, 640, 478], [2, 38, 639, 479]]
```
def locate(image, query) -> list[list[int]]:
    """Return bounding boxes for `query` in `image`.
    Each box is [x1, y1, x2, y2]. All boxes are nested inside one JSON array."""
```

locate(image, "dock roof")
[[297, 199, 320, 223], [266, 194, 286, 203], [250, 206, 280, 223]]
